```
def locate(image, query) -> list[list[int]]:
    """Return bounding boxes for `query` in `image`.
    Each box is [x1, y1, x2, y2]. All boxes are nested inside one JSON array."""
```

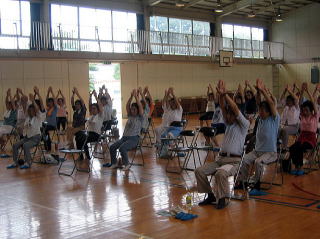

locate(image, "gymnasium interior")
[[0, 0, 320, 238]]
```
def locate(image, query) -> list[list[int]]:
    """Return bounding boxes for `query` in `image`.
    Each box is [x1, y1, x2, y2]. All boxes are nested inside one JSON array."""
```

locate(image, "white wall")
[[120, 61, 273, 115], [0, 60, 89, 120], [272, 3, 320, 62], [278, 62, 320, 91]]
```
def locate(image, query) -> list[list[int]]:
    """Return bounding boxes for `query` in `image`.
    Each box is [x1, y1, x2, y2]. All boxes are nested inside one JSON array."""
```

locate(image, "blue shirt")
[[4, 110, 17, 127], [46, 106, 58, 127], [255, 113, 280, 152]]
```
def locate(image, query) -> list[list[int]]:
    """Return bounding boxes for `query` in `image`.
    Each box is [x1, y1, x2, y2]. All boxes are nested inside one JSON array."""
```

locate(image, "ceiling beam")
[[252, 0, 293, 15], [148, 0, 163, 6], [218, 0, 266, 17], [183, 0, 205, 9]]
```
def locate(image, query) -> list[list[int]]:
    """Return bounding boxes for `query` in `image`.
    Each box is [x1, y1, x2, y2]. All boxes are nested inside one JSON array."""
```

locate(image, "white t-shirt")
[[23, 113, 42, 138], [87, 114, 104, 134], [206, 100, 215, 112], [103, 100, 113, 121], [281, 105, 300, 126], [161, 104, 183, 127], [17, 105, 27, 125]]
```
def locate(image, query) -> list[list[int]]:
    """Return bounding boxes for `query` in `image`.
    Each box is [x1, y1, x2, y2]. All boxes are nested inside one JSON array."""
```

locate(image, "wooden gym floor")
[[1, 116, 320, 239]]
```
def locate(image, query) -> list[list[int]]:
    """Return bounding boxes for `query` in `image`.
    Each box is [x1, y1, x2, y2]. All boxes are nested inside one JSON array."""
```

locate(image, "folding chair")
[[259, 139, 284, 190], [129, 136, 145, 167], [193, 127, 220, 165], [2, 127, 19, 152], [166, 130, 197, 173], [141, 118, 155, 147], [58, 131, 91, 176], [206, 144, 248, 203]]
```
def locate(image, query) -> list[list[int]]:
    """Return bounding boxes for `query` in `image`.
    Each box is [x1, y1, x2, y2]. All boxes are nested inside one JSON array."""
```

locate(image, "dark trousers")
[[75, 131, 100, 159], [289, 141, 313, 168], [57, 117, 67, 131], [44, 125, 56, 151]]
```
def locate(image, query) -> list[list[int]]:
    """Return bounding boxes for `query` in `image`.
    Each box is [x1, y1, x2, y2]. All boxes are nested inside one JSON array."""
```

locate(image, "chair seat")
[[194, 146, 220, 152], [60, 149, 84, 154], [169, 147, 191, 152]]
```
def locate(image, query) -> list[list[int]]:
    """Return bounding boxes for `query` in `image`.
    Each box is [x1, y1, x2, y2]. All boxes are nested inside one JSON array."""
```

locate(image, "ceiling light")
[[215, 1, 223, 13], [247, 0, 255, 18], [275, 7, 283, 22], [175, 1, 185, 7], [248, 11, 256, 18]]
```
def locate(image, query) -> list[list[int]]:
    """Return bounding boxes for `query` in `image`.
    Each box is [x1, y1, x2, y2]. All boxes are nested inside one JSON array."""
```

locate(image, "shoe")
[[20, 165, 30, 169], [296, 170, 305, 176], [216, 198, 226, 210], [249, 189, 268, 196], [290, 170, 297, 175], [198, 194, 216, 206], [103, 163, 112, 167], [122, 164, 131, 171], [7, 164, 17, 169], [110, 164, 118, 169]]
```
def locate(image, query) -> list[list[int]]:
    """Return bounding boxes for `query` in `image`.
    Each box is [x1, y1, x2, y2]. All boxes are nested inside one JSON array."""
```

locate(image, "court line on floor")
[[3, 195, 154, 239], [251, 197, 320, 213]]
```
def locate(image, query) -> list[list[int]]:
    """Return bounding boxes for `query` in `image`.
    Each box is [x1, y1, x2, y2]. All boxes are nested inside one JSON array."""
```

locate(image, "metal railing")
[[0, 21, 284, 60]]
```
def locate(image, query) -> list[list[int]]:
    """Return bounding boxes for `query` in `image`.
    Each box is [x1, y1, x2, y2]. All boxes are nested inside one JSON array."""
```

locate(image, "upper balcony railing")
[[0, 21, 284, 60]]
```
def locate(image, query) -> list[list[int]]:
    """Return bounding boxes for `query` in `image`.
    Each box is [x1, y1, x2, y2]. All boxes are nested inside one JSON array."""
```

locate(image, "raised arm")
[[134, 90, 144, 116], [144, 86, 153, 105], [162, 89, 170, 108], [93, 90, 103, 116], [280, 85, 288, 103], [236, 83, 245, 103], [256, 79, 277, 117], [71, 89, 75, 108], [286, 85, 299, 106], [245, 80, 256, 95], [29, 93, 39, 113], [34, 86, 44, 111], [126, 90, 134, 116], [138, 87, 146, 103], [47, 87, 57, 105], [302, 82, 317, 115], [168, 88, 181, 109], [216, 80, 240, 119], [58, 89, 66, 105], [73, 87, 85, 108]]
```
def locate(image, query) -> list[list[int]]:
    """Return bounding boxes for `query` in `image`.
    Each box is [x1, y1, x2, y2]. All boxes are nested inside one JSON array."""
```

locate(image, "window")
[[51, 4, 78, 39], [0, 0, 30, 36], [222, 24, 264, 58], [79, 7, 112, 40], [193, 20, 210, 36], [150, 16, 210, 36]]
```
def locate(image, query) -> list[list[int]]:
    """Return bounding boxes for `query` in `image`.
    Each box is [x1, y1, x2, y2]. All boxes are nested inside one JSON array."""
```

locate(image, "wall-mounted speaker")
[[311, 66, 319, 84]]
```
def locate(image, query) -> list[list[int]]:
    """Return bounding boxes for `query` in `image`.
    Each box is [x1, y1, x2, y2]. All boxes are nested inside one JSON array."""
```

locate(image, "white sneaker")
[[122, 164, 131, 171], [111, 164, 118, 169]]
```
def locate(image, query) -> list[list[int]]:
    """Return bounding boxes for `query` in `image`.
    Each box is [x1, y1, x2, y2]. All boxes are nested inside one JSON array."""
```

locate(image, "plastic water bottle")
[[186, 193, 192, 211]]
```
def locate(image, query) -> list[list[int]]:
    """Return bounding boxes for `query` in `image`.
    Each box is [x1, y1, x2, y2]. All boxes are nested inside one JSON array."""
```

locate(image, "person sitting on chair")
[[15, 88, 28, 137], [239, 79, 280, 195], [195, 80, 249, 209], [143, 86, 154, 118], [43, 87, 58, 152], [0, 89, 17, 151], [199, 84, 215, 127], [155, 88, 183, 144], [99, 85, 113, 131], [138, 87, 150, 133], [288, 82, 319, 176], [109, 89, 144, 171], [7, 94, 42, 169], [200, 89, 225, 147], [244, 80, 257, 121], [75, 90, 104, 160], [56, 89, 68, 134], [278, 85, 300, 149], [64, 87, 86, 149]]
